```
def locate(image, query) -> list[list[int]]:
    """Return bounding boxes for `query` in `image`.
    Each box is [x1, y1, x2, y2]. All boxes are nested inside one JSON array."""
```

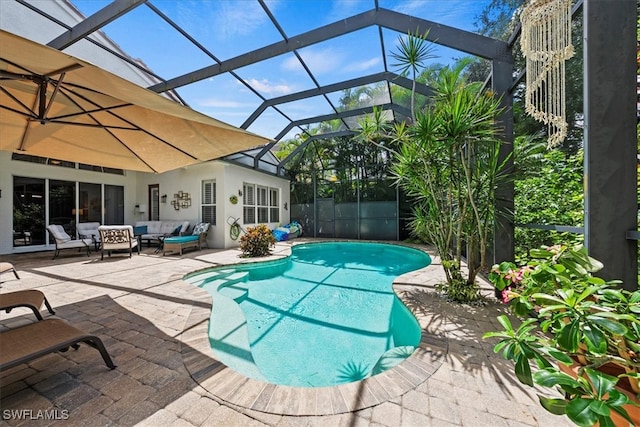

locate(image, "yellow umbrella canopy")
[[0, 30, 271, 174]]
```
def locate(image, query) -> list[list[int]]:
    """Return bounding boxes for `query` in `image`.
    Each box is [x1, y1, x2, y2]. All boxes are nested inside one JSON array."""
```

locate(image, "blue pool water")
[[184, 242, 431, 387]]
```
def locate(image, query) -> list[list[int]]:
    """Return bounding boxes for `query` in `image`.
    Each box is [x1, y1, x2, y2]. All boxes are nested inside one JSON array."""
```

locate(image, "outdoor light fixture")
[[238, 189, 243, 196], [161, 194, 167, 203]]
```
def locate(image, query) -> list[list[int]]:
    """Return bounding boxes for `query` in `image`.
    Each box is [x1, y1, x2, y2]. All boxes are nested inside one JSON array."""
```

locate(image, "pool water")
[[185, 242, 431, 387]]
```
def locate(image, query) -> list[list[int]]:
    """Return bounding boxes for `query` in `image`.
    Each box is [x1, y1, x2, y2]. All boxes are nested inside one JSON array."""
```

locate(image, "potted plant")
[[484, 244, 640, 426]]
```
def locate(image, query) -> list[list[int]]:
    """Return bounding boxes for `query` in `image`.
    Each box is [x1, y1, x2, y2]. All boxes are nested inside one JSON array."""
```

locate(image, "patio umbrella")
[[0, 30, 270, 174]]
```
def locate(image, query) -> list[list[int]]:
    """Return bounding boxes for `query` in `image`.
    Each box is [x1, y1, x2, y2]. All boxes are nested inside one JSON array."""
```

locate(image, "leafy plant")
[[534, 367, 634, 427], [484, 244, 640, 426], [239, 224, 276, 257], [389, 29, 437, 121], [360, 48, 509, 303], [514, 147, 584, 262]]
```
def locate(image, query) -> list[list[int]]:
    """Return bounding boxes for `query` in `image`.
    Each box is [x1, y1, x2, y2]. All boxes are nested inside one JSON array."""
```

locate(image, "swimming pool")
[[184, 241, 431, 387]]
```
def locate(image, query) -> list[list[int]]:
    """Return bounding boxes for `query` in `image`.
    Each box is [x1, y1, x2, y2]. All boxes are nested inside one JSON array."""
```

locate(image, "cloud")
[[288, 48, 343, 75], [393, 0, 474, 27], [394, 0, 432, 15], [211, 1, 269, 38], [325, 0, 366, 23], [244, 78, 293, 96], [344, 57, 381, 73]]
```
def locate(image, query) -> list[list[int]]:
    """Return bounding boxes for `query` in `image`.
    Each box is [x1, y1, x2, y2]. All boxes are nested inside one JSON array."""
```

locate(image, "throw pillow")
[[172, 225, 182, 236], [133, 226, 148, 235], [192, 223, 209, 235]]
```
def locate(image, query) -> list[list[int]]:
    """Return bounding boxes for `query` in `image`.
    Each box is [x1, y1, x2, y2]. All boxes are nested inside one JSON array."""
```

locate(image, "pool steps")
[[185, 269, 250, 302], [184, 268, 266, 381]]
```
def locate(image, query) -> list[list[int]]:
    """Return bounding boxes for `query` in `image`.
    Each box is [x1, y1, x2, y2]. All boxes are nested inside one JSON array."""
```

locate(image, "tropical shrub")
[[484, 244, 640, 426], [360, 59, 508, 303], [239, 224, 276, 257]]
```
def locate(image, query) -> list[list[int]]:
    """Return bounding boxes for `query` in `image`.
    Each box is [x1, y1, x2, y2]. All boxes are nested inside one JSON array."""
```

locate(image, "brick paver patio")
[[0, 239, 572, 426]]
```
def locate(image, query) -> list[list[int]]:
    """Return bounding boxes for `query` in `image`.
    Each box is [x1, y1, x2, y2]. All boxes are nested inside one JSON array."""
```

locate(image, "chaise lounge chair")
[[0, 289, 55, 320], [98, 225, 140, 260], [0, 262, 20, 281], [0, 318, 116, 371], [163, 222, 210, 256], [46, 224, 92, 260]]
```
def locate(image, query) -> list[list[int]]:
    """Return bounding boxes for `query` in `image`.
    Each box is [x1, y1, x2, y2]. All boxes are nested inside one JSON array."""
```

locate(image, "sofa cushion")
[[164, 235, 198, 244], [160, 222, 178, 234], [135, 221, 162, 234], [76, 222, 101, 241], [47, 224, 71, 243]]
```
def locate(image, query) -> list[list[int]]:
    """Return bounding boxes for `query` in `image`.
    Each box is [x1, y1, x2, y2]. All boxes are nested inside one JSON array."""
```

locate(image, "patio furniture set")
[[46, 221, 210, 259]]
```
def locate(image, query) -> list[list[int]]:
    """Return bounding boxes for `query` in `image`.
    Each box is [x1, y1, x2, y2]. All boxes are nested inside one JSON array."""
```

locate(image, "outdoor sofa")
[[163, 222, 209, 256], [134, 220, 189, 246]]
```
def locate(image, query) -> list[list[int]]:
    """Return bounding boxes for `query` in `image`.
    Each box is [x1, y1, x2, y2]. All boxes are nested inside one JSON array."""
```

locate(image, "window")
[[12, 153, 123, 174], [243, 182, 256, 224], [243, 183, 279, 224], [257, 185, 268, 223], [202, 180, 216, 225], [270, 188, 279, 223]]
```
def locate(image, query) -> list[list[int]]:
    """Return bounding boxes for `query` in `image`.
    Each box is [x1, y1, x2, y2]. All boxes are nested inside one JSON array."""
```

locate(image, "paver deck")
[[0, 239, 573, 426]]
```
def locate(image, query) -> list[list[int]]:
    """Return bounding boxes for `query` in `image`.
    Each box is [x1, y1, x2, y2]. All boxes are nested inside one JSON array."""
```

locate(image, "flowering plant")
[[484, 244, 640, 426], [488, 244, 602, 316]]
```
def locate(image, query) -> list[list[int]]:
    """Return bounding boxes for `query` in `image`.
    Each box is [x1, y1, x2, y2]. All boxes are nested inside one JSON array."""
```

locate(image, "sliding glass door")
[[13, 176, 125, 247], [13, 177, 45, 246], [49, 180, 76, 236], [105, 185, 124, 225], [79, 183, 102, 223]]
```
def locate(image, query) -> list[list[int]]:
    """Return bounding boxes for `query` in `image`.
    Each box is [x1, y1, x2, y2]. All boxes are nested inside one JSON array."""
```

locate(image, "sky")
[[70, 0, 492, 140]]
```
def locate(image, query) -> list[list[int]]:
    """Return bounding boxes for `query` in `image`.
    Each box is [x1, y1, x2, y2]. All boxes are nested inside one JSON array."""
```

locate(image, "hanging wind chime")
[[520, 0, 574, 148]]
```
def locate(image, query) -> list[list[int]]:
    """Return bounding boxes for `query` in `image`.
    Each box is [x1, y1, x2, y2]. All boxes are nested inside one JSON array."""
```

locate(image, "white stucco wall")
[[135, 161, 290, 249], [0, 151, 138, 255], [1, 153, 290, 254]]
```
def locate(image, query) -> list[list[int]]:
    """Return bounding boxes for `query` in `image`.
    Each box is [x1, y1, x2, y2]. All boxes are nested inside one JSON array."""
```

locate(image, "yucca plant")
[[359, 32, 509, 303]]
